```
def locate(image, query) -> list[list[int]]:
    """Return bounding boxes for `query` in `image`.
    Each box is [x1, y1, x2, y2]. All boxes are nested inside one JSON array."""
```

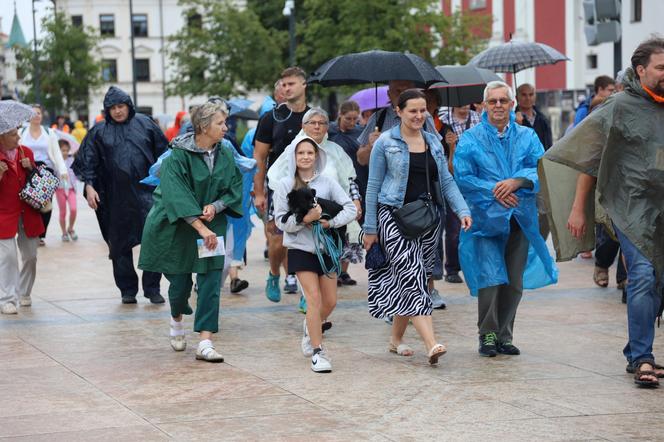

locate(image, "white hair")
[[302, 107, 329, 124], [483, 81, 515, 101], [191, 101, 228, 135]]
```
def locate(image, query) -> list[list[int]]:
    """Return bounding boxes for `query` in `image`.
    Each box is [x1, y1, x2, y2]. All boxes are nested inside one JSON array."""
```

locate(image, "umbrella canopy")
[[308, 50, 445, 87], [469, 40, 569, 74], [53, 129, 81, 154], [0, 100, 34, 135], [429, 65, 503, 107], [227, 98, 259, 120], [349, 86, 390, 112]]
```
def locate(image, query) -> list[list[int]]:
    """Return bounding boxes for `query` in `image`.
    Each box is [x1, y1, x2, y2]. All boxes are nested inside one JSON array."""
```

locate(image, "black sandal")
[[626, 362, 664, 377], [634, 362, 660, 388]]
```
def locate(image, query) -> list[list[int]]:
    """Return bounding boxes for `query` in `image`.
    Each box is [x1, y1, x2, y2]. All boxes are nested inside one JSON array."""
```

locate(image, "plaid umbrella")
[[469, 40, 569, 89], [0, 101, 35, 135]]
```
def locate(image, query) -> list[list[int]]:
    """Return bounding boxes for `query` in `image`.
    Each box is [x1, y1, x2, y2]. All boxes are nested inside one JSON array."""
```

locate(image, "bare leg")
[[318, 273, 338, 321], [297, 271, 323, 348], [411, 315, 437, 352], [391, 315, 410, 346], [267, 221, 286, 276]]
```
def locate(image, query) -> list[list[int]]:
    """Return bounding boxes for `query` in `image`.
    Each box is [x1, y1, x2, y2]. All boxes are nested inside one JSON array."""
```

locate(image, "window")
[[134, 59, 150, 82], [631, 0, 642, 22], [587, 54, 598, 70], [132, 14, 148, 37], [102, 59, 118, 82], [100, 14, 115, 36], [188, 13, 202, 29], [469, 0, 487, 10], [71, 15, 83, 27]]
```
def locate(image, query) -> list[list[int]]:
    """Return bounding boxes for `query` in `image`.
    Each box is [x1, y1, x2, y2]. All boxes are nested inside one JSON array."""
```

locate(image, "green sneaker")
[[265, 273, 281, 302], [479, 332, 497, 357], [298, 294, 307, 314]]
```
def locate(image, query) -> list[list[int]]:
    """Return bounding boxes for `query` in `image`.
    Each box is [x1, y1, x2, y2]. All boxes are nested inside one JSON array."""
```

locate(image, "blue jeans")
[[615, 226, 664, 366]]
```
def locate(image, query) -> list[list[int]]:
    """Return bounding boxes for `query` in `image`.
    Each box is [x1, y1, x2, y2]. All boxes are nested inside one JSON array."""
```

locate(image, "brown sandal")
[[428, 344, 447, 365], [634, 362, 660, 388], [593, 266, 609, 288]]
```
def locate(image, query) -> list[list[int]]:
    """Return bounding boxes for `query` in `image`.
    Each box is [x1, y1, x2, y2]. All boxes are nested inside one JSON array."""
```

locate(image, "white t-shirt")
[[21, 127, 52, 169]]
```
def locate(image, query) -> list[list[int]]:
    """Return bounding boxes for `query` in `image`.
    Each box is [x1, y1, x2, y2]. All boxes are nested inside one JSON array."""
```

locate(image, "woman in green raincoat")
[[139, 102, 242, 362]]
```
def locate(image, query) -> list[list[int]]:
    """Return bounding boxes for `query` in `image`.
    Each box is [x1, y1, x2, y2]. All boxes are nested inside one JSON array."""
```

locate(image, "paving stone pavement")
[[1, 195, 661, 441]]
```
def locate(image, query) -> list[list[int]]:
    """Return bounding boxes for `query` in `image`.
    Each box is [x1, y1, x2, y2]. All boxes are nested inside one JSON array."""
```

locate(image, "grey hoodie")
[[273, 137, 357, 254]]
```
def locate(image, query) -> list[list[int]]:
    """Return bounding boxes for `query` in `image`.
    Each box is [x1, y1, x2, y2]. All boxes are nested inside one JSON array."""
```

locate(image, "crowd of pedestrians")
[[1, 38, 662, 388]]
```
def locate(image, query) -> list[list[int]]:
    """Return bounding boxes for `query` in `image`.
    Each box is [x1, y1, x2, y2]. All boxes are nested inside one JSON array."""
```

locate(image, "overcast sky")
[[0, 0, 51, 44]]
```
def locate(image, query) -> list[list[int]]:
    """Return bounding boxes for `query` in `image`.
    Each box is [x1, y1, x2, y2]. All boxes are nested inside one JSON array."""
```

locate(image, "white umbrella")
[[0, 101, 35, 135]]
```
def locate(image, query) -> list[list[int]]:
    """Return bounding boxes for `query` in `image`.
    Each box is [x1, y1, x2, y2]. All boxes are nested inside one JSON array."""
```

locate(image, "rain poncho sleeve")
[[453, 113, 558, 295], [542, 68, 664, 275]]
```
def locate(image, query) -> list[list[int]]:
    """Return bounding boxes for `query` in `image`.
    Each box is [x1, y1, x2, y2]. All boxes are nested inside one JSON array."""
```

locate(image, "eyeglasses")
[[304, 120, 328, 127], [486, 98, 511, 106]]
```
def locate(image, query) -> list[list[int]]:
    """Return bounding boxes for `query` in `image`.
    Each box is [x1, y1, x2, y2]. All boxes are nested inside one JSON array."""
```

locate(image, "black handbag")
[[392, 144, 439, 240]]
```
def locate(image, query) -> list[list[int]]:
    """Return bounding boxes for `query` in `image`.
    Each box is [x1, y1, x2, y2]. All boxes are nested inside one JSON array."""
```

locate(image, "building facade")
[[443, 0, 663, 138], [56, 0, 211, 124]]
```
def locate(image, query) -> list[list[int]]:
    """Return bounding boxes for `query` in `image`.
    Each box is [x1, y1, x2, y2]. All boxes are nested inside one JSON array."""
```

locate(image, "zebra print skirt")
[[368, 204, 442, 319]]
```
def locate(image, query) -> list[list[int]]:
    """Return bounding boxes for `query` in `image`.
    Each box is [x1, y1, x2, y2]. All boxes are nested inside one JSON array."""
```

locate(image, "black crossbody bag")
[[392, 143, 439, 240]]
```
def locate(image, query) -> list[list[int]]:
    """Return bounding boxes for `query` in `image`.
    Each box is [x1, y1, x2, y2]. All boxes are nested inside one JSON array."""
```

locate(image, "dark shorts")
[[288, 249, 334, 276]]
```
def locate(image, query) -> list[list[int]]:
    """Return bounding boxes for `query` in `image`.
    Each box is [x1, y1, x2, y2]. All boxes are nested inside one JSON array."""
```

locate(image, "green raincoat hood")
[[541, 67, 664, 275]]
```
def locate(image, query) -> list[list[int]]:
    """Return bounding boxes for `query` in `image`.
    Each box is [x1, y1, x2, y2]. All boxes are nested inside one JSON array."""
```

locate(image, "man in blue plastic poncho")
[[453, 81, 558, 358]]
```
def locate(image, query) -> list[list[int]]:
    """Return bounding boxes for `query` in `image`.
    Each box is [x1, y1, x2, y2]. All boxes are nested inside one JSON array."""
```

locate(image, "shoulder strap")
[[424, 141, 431, 196], [465, 113, 472, 130], [376, 108, 387, 132]]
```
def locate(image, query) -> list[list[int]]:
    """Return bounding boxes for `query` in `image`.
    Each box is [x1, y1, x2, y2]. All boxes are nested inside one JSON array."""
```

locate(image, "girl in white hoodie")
[[273, 137, 356, 373]]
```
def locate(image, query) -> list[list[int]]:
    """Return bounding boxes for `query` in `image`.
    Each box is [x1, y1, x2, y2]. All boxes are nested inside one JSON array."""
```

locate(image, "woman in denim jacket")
[[363, 89, 472, 365]]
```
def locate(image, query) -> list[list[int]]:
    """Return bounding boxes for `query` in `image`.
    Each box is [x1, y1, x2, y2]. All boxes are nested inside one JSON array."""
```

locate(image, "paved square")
[[1, 198, 661, 441]]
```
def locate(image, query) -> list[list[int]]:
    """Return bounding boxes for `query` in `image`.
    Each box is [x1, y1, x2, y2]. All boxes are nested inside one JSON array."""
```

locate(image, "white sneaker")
[[311, 349, 332, 373], [1, 303, 17, 315], [301, 319, 313, 357], [195, 345, 224, 362], [19, 296, 31, 307], [170, 335, 186, 352]]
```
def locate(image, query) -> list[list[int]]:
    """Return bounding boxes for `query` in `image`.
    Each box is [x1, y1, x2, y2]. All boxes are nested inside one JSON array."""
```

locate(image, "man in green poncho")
[[541, 38, 664, 388]]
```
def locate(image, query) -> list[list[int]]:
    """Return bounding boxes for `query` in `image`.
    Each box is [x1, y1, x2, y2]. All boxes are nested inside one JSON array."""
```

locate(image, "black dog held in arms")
[[281, 187, 343, 223]]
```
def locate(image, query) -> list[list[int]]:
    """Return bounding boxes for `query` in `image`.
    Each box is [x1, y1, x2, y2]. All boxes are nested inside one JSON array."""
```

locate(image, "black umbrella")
[[308, 50, 446, 110], [468, 40, 569, 89], [429, 65, 503, 107]]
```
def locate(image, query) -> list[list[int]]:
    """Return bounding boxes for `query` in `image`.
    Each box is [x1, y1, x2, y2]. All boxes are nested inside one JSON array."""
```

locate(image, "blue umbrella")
[[227, 98, 259, 120]]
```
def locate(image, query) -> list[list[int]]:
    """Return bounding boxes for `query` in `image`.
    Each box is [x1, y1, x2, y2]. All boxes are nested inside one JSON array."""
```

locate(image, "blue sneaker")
[[265, 273, 281, 302], [298, 294, 307, 314]]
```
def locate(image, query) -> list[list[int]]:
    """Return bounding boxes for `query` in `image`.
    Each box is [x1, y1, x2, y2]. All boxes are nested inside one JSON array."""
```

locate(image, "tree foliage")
[[248, 0, 491, 74], [166, 0, 284, 97], [170, 0, 491, 97], [16, 11, 102, 114]]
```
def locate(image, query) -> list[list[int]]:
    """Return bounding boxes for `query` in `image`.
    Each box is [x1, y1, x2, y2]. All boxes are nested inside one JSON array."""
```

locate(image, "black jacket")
[[515, 105, 553, 150], [73, 86, 168, 258]]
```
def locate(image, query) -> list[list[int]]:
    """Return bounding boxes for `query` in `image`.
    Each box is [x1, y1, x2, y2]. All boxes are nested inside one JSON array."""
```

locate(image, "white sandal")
[[389, 342, 414, 356], [428, 343, 447, 365]]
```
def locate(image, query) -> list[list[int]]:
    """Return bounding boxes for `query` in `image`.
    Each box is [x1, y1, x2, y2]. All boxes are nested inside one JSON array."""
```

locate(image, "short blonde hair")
[[191, 101, 228, 134]]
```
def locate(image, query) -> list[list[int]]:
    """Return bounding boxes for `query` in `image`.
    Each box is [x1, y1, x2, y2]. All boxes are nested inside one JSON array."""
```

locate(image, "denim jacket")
[[363, 125, 471, 235]]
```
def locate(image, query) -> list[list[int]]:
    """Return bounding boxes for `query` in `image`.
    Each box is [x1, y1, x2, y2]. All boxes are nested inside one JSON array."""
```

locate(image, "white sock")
[[170, 318, 185, 337], [198, 339, 213, 351]]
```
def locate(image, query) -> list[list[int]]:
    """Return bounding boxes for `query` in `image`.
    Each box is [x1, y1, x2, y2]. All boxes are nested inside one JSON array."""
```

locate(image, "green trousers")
[[165, 271, 222, 333]]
